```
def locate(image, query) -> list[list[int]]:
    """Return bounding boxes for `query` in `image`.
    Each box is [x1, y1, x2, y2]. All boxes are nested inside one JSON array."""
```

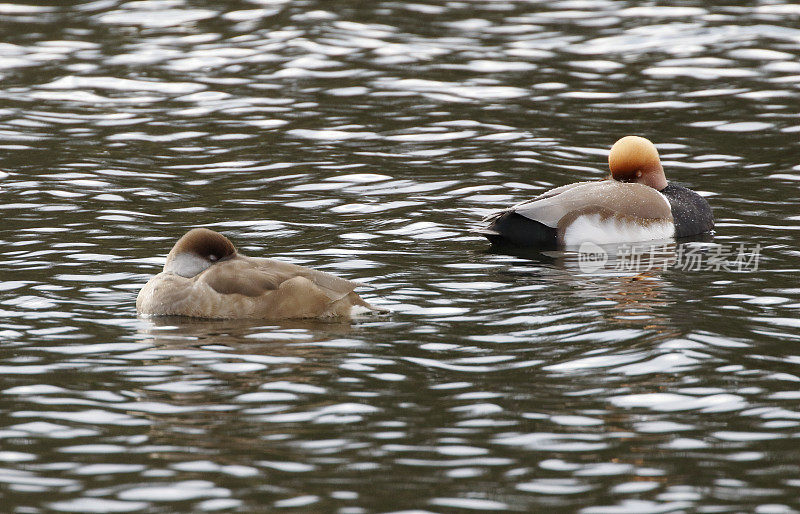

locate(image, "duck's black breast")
[[660, 183, 714, 238]]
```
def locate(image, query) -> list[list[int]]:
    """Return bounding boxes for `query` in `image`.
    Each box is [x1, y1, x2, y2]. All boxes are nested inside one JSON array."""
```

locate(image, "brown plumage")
[[136, 228, 386, 319]]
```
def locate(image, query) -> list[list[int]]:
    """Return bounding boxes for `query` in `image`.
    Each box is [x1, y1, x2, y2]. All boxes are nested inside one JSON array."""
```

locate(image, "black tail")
[[481, 212, 558, 249]]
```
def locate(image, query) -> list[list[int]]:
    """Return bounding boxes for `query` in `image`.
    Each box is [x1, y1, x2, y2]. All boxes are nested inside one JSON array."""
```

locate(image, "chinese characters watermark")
[[577, 242, 761, 274]]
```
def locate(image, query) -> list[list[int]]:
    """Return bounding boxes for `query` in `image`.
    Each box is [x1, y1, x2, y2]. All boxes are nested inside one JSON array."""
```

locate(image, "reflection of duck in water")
[[137, 228, 386, 319], [480, 136, 714, 248]]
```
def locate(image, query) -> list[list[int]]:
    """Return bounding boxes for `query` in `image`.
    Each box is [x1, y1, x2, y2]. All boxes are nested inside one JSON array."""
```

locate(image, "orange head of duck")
[[608, 136, 668, 191]]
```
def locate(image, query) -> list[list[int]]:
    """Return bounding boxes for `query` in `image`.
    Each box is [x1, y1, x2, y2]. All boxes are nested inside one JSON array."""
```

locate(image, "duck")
[[136, 228, 386, 319], [480, 136, 714, 248]]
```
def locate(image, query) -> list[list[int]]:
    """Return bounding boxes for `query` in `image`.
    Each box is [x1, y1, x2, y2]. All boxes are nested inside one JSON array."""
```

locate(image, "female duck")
[[480, 136, 714, 248], [136, 228, 385, 319]]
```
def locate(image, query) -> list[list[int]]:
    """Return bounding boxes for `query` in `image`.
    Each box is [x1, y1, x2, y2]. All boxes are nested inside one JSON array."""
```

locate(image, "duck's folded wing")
[[481, 181, 595, 225], [202, 261, 284, 297], [511, 181, 673, 227], [246, 257, 361, 301]]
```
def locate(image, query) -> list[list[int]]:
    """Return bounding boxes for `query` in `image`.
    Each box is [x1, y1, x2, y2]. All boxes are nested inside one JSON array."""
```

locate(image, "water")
[[1, 1, 800, 512]]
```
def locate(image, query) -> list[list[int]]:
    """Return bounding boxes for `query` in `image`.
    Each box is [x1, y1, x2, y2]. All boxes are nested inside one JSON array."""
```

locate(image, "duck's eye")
[[209, 254, 218, 261]]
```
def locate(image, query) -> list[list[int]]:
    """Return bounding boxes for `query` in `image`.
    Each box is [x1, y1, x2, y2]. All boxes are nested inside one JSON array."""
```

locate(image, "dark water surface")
[[1, 1, 800, 512]]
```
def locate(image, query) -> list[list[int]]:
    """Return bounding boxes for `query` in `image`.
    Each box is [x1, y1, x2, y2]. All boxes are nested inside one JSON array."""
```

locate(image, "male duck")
[[136, 228, 386, 319], [480, 136, 714, 248]]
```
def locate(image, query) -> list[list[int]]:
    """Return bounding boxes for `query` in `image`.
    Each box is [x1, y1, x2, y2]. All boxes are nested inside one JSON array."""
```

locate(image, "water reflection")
[[1, 0, 800, 512]]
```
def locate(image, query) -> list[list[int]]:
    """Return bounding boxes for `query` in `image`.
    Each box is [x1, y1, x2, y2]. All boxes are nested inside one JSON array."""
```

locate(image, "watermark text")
[[577, 242, 761, 274]]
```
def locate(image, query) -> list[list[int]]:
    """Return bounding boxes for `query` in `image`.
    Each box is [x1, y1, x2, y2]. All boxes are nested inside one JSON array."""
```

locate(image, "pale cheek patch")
[[165, 253, 212, 278], [562, 214, 674, 248]]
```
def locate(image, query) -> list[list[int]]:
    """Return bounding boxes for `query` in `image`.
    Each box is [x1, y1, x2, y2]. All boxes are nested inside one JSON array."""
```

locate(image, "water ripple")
[[0, 0, 799, 512]]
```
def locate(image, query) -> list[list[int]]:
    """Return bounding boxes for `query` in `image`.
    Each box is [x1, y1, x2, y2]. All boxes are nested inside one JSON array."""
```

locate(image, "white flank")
[[562, 214, 675, 247]]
